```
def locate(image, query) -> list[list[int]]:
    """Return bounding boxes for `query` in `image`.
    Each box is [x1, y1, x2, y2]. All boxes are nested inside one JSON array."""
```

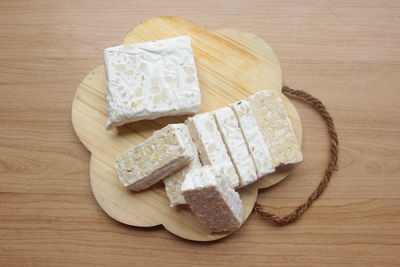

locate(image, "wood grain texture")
[[1, 0, 399, 265], [71, 16, 302, 241]]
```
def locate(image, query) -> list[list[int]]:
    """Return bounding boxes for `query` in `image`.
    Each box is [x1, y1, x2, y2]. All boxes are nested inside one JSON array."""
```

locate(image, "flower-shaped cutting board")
[[71, 16, 302, 241]]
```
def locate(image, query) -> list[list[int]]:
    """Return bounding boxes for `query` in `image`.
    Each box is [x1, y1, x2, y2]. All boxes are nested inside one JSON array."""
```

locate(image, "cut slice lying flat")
[[115, 123, 193, 191]]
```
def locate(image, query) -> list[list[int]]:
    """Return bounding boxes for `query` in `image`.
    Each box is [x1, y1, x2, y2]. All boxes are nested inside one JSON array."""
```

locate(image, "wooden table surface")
[[1, 1, 399, 266]]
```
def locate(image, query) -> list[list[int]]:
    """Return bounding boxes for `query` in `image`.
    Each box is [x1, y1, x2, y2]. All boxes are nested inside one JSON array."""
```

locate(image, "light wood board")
[[71, 16, 302, 241]]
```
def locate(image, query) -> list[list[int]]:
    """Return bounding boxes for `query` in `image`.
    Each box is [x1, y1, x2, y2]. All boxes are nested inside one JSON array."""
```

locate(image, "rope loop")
[[255, 86, 339, 225]]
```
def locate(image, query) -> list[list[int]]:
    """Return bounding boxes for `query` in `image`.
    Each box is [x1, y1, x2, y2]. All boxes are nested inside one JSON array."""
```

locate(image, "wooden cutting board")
[[71, 16, 302, 241]]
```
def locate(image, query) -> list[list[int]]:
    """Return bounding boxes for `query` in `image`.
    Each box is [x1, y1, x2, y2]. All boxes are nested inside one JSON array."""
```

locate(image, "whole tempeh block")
[[186, 113, 240, 188], [163, 133, 202, 207], [213, 107, 258, 187], [248, 90, 303, 167], [181, 165, 243, 233], [104, 36, 201, 128], [230, 100, 275, 177], [115, 124, 193, 191]]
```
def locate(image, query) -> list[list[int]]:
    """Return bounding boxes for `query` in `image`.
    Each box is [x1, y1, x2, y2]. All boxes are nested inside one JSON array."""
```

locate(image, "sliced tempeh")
[[230, 100, 275, 177], [248, 90, 303, 167], [163, 133, 202, 207], [181, 165, 243, 233], [213, 107, 258, 187], [115, 123, 193, 191], [186, 113, 240, 188]]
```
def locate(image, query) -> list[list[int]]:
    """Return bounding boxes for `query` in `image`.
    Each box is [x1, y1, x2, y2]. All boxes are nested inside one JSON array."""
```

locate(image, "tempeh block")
[[104, 36, 201, 128]]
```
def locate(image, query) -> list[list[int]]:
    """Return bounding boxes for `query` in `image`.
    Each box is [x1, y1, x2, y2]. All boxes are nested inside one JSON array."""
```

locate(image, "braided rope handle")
[[255, 86, 339, 225]]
